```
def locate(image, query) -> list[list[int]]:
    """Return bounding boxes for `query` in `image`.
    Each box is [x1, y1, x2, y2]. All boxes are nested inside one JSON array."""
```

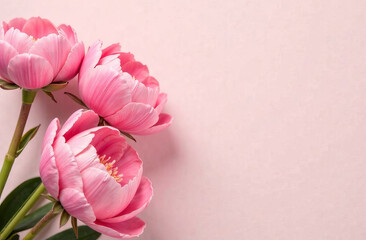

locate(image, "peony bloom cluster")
[[0, 17, 84, 89], [0, 16, 171, 240], [40, 110, 153, 238]]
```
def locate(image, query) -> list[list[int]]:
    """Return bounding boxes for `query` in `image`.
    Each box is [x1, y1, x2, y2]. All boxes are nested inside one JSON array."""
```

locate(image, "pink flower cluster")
[[0, 17, 172, 239]]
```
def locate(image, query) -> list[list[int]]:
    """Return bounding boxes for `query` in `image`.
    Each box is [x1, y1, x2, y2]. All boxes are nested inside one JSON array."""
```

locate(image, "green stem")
[[0, 89, 37, 198], [22, 202, 60, 240], [0, 183, 45, 240]]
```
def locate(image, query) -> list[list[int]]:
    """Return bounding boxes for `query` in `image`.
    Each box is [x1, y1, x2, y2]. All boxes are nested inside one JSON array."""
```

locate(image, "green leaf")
[[46, 226, 101, 240], [41, 194, 57, 202], [59, 210, 70, 228], [0, 80, 19, 90], [42, 82, 68, 92], [71, 217, 78, 238], [43, 90, 57, 103], [98, 117, 105, 126], [0, 178, 42, 233], [6, 233, 19, 240], [64, 92, 88, 108], [16, 125, 40, 157], [120, 131, 137, 142], [0, 82, 20, 90], [11, 203, 52, 234], [52, 202, 63, 214]]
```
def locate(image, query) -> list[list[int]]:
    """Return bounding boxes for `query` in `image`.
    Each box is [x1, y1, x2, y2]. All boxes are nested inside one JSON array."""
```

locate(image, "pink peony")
[[0, 17, 84, 89], [40, 109, 152, 238], [78, 41, 172, 135]]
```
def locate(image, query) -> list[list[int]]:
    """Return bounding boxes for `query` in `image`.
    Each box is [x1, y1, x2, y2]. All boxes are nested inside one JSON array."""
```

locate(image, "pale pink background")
[[0, 0, 366, 239]]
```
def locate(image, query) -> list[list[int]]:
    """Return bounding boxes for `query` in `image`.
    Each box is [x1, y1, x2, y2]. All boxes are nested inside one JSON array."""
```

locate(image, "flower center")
[[98, 155, 123, 183], [29, 35, 38, 42]]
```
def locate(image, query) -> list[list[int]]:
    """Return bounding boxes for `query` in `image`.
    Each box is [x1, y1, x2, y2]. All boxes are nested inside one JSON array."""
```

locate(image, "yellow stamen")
[[99, 155, 123, 182], [29, 35, 37, 41]]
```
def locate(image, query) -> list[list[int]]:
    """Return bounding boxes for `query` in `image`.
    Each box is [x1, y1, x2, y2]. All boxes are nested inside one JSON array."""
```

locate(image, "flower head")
[[78, 41, 172, 135], [0, 17, 84, 89], [40, 109, 152, 238]]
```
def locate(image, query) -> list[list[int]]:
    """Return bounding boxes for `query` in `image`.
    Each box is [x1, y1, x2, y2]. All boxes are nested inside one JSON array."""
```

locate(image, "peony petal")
[[0, 40, 17, 81], [59, 188, 96, 222], [116, 159, 143, 211], [154, 93, 168, 114], [98, 54, 121, 72], [118, 52, 135, 67], [79, 66, 131, 117], [8, 53, 53, 89], [4, 28, 34, 53], [130, 80, 148, 103], [146, 86, 160, 107], [101, 43, 121, 57], [130, 80, 159, 106], [141, 76, 159, 89], [57, 24, 77, 45], [53, 137, 83, 192], [0, 24, 4, 40], [40, 119, 61, 198], [7, 18, 26, 31], [103, 177, 152, 223], [90, 127, 127, 162], [81, 167, 125, 219], [42, 118, 60, 152], [40, 144, 59, 199], [21, 17, 58, 39], [87, 217, 145, 239], [114, 146, 142, 187], [29, 34, 72, 77], [58, 109, 99, 141], [74, 144, 100, 172], [54, 42, 85, 82], [79, 41, 102, 77], [105, 102, 159, 134], [67, 132, 95, 156], [135, 113, 173, 135], [121, 61, 149, 82], [2, 21, 9, 34]]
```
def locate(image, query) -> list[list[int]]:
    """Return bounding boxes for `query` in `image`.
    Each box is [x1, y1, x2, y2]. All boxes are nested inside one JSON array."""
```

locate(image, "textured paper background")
[[0, 0, 366, 239]]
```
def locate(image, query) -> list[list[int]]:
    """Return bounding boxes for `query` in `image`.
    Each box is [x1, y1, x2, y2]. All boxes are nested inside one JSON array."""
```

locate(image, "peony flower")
[[0, 17, 84, 89], [40, 109, 152, 238], [78, 41, 172, 135]]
